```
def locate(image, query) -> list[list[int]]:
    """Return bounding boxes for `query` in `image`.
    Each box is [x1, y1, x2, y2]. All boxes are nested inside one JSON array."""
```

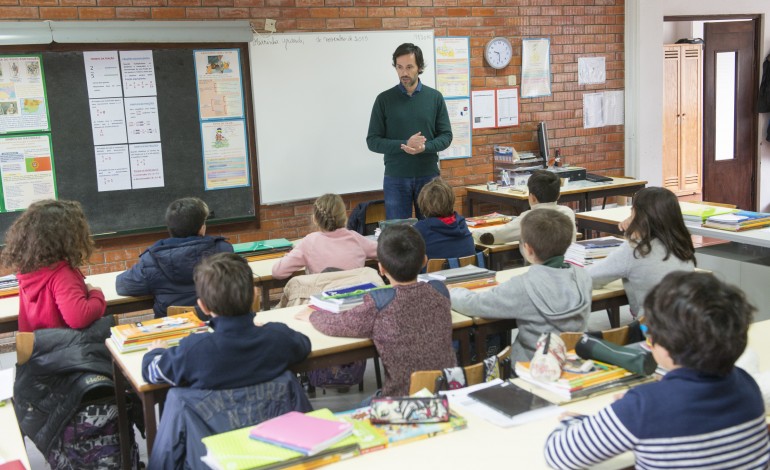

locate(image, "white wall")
[[626, 0, 769, 211]]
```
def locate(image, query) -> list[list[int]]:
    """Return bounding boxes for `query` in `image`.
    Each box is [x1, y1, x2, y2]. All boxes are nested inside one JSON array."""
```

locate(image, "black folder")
[[468, 381, 554, 418]]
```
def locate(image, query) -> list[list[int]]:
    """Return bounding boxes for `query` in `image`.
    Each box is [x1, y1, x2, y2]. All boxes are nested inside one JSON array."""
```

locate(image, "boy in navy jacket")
[[116, 197, 233, 318], [142, 253, 311, 389]]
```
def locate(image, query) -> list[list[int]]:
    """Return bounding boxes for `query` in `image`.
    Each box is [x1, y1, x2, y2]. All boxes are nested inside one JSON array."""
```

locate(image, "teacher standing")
[[367, 43, 453, 220]]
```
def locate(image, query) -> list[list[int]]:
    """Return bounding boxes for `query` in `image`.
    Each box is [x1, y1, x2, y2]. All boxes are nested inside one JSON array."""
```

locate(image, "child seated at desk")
[[473, 169, 576, 245], [450, 210, 591, 363], [2, 199, 105, 332], [413, 178, 475, 261], [272, 193, 378, 280], [303, 224, 456, 396], [143, 253, 311, 389], [116, 197, 233, 318], [587, 186, 695, 317], [545, 271, 770, 469]]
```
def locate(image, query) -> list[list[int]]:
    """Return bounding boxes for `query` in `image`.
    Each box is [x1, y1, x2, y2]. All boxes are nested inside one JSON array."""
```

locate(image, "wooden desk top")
[[466, 177, 647, 200], [0, 401, 31, 469]]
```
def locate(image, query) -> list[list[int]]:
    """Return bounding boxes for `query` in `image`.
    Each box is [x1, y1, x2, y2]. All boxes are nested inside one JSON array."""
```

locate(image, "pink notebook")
[[248, 411, 353, 456]]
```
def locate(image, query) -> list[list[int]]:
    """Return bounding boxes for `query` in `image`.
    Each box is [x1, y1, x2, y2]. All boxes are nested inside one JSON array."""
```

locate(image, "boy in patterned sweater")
[[303, 224, 456, 396]]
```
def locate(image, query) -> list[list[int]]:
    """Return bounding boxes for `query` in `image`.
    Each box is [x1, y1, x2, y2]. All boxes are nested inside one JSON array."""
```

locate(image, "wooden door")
[[703, 20, 759, 210], [662, 46, 681, 193]]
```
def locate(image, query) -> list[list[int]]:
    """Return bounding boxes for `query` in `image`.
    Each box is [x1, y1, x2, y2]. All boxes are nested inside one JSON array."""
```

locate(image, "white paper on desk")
[[0, 367, 14, 401], [440, 379, 561, 428]]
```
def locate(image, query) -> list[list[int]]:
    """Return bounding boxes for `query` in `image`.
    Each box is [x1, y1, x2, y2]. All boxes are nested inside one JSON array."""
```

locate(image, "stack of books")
[[565, 236, 624, 267], [0, 274, 18, 298], [679, 203, 736, 224], [466, 212, 513, 228], [418, 265, 497, 288], [309, 283, 390, 313], [702, 210, 770, 232], [233, 239, 293, 260], [109, 312, 208, 353]]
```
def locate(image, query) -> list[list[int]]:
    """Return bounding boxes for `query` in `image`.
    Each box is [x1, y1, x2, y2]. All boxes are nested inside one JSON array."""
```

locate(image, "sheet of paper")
[[120, 50, 157, 98], [83, 51, 122, 99], [471, 89, 495, 129], [583, 92, 604, 129], [578, 57, 606, 85], [521, 38, 552, 98], [89, 98, 127, 146], [0, 367, 13, 401], [129, 142, 164, 189], [583, 90, 624, 128], [0, 55, 49, 134], [496, 87, 519, 127], [95, 144, 131, 192], [124, 96, 161, 144], [0, 134, 56, 211], [435, 37, 471, 98], [201, 119, 249, 189], [603, 90, 624, 126], [194, 49, 244, 120], [439, 98, 471, 159]]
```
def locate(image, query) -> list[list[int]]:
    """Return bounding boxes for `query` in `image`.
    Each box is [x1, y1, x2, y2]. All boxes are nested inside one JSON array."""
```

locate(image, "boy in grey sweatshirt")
[[451, 209, 592, 362]]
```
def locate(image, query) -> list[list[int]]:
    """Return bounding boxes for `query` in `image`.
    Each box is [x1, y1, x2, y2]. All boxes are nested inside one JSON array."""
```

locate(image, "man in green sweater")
[[367, 43, 453, 220]]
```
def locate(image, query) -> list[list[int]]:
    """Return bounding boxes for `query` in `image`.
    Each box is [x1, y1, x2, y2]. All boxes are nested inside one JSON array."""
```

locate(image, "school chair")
[[16, 332, 34, 364], [347, 199, 385, 236], [408, 346, 511, 395], [426, 249, 489, 273], [167, 293, 260, 316], [560, 322, 642, 351]]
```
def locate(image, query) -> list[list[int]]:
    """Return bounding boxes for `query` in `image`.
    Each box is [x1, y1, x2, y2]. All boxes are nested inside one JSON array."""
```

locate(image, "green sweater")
[[366, 83, 453, 177]]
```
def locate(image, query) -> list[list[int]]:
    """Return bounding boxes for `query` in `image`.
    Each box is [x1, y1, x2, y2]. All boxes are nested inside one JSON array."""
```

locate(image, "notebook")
[[468, 381, 555, 419], [249, 411, 353, 456]]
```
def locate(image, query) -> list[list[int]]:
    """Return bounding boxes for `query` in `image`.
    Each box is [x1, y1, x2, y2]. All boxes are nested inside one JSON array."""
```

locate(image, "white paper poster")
[[521, 38, 551, 98], [471, 90, 495, 129], [125, 97, 161, 144], [201, 120, 249, 189], [0, 56, 49, 134], [89, 98, 127, 146], [194, 50, 244, 120], [583, 92, 604, 129], [496, 87, 519, 127], [95, 144, 131, 192], [583, 90, 624, 128], [439, 98, 472, 159], [83, 51, 122, 99], [603, 90, 625, 126], [0, 134, 56, 211], [120, 50, 157, 97], [129, 142, 164, 189], [435, 37, 471, 98], [578, 57, 606, 85]]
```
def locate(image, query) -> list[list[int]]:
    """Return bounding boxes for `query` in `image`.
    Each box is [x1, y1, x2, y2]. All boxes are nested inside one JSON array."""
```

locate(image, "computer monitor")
[[537, 121, 549, 169]]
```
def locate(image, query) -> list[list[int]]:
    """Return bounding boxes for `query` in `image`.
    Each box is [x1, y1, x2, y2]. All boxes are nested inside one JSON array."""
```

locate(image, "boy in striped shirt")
[[545, 271, 770, 470]]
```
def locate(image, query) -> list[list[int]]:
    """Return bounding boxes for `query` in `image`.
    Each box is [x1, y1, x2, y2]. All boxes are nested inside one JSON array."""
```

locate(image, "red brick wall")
[[0, 0, 625, 275]]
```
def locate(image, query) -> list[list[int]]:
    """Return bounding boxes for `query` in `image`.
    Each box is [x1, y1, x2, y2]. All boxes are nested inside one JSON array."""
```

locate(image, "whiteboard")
[[249, 30, 436, 204]]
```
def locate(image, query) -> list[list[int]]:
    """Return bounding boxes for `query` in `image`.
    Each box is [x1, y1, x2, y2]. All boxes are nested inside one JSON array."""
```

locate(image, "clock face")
[[485, 37, 512, 70]]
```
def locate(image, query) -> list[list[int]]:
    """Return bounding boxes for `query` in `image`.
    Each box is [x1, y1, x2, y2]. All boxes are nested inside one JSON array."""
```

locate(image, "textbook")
[[679, 204, 736, 223], [109, 312, 208, 353], [233, 239, 293, 256], [309, 284, 391, 313], [249, 411, 353, 456], [418, 265, 496, 285], [703, 210, 770, 232], [466, 212, 513, 228], [565, 236, 623, 267], [201, 409, 361, 470]]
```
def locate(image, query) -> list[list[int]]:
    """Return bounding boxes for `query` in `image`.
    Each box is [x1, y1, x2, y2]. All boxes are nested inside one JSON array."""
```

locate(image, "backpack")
[[307, 360, 368, 391]]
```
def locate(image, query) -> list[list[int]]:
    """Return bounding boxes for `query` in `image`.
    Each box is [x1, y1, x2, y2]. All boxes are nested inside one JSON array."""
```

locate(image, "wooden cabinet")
[[663, 44, 702, 196]]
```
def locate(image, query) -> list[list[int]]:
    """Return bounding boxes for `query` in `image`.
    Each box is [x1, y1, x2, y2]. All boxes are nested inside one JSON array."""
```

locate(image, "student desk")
[[465, 177, 647, 217], [0, 402, 31, 470], [472, 233, 582, 271], [108, 306, 474, 467], [0, 271, 153, 334]]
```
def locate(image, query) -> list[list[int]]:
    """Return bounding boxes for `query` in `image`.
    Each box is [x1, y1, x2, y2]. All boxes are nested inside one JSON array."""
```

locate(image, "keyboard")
[[585, 173, 613, 183]]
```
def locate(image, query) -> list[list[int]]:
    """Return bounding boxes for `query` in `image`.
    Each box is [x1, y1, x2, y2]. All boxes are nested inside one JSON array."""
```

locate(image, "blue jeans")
[[383, 175, 437, 220]]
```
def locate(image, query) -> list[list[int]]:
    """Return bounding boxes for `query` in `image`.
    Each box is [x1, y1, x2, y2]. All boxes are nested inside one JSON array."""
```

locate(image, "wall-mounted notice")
[[201, 120, 249, 190], [521, 38, 551, 98], [471, 89, 495, 129], [125, 96, 161, 144], [583, 90, 624, 128], [95, 144, 131, 192], [129, 142, 164, 189], [439, 97, 472, 159], [578, 57, 606, 85], [194, 49, 245, 120], [120, 50, 157, 97], [0, 55, 50, 134], [435, 37, 470, 99], [496, 87, 520, 127], [0, 134, 56, 211], [89, 97, 127, 146], [84, 51, 122, 99]]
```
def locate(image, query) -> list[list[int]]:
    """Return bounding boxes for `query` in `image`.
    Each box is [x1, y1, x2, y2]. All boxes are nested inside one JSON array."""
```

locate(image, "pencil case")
[[369, 396, 450, 424], [575, 334, 657, 376]]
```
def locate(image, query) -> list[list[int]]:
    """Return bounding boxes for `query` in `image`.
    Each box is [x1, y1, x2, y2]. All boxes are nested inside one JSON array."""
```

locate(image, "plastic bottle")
[[554, 149, 561, 167]]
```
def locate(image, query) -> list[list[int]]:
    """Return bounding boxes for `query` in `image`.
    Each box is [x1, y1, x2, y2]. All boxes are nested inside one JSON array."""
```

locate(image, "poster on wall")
[[0, 134, 56, 212], [200, 119, 250, 190], [120, 50, 158, 97], [0, 55, 50, 134], [521, 38, 551, 98], [194, 49, 245, 120], [435, 37, 471, 99], [439, 98, 472, 160], [84, 51, 123, 99]]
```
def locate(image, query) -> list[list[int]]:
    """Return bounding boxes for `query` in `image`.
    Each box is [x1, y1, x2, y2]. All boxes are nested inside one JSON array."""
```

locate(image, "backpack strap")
[[475, 251, 486, 269], [447, 258, 460, 269], [371, 288, 397, 310], [427, 279, 450, 299]]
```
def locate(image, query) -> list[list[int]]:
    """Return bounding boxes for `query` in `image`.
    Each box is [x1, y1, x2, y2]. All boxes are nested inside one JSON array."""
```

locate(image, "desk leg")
[[453, 328, 472, 366], [260, 285, 271, 311], [112, 361, 132, 470], [467, 194, 475, 217], [143, 392, 159, 457]]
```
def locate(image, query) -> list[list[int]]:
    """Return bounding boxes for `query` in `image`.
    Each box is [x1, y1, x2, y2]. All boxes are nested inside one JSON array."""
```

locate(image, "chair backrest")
[[16, 332, 34, 365], [426, 250, 488, 273], [408, 345, 511, 395], [167, 305, 195, 316], [278, 266, 385, 308], [560, 325, 630, 351], [364, 201, 386, 225]]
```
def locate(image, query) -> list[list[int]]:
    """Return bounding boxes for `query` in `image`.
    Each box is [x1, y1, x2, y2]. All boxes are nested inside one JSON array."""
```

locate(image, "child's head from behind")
[[520, 209, 573, 263], [166, 197, 209, 238], [313, 194, 347, 232], [2, 199, 93, 273], [527, 170, 561, 203], [377, 225, 425, 283], [417, 178, 455, 218], [627, 186, 695, 263], [644, 271, 752, 376], [194, 253, 253, 317]]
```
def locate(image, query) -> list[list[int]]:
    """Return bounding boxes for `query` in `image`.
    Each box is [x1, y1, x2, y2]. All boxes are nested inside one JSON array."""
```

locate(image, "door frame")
[[663, 14, 761, 209]]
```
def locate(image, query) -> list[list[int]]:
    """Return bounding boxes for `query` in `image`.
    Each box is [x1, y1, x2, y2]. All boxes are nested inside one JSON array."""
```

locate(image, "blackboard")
[[0, 43, 258, 238]]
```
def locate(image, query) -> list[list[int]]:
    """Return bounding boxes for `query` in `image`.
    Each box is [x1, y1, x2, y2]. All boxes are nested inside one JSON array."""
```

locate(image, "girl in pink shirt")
[[272, 194, 378, 279], [2, 200, 105, 332]]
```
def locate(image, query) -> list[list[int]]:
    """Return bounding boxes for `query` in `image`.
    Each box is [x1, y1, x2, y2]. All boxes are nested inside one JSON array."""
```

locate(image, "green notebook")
[[233, 239, 293, 254]]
